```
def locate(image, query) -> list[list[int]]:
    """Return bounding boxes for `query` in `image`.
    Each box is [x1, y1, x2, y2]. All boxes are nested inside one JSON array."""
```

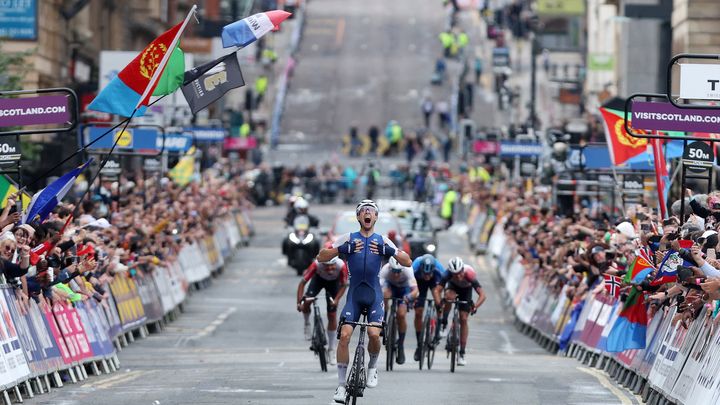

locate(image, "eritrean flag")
[[605, 286, 647, 352], [599, 102, 648, 166], [88, 8, 196, 117], [221, 10, 291, 48], [623, 255, 654, 284]]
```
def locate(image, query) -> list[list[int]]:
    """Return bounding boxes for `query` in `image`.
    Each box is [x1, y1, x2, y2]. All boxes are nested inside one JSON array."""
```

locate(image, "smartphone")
[[15, 200, 21, 216], [708, 248, 716, 261]]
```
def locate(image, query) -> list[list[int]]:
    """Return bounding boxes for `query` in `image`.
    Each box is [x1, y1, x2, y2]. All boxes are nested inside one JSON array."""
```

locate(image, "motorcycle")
[[282, 216, 320, 275]]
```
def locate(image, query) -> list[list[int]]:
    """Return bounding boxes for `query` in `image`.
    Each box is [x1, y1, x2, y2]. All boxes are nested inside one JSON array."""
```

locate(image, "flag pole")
[[651, 136, 668, 219], [69, 109, 139, 220], [136, 5, 198, 110]]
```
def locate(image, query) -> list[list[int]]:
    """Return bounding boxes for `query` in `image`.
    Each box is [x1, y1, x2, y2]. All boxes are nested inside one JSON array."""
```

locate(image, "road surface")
[[29, 205, 638, 405]]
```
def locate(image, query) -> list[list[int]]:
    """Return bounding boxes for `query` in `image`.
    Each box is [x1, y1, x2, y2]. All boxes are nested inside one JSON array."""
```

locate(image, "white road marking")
[[200, 388, 268, 393], [499, 330, 516, 355], [576, 366, 632, 405], [194, 307, 237, 338], [278, 361, 285, 367]]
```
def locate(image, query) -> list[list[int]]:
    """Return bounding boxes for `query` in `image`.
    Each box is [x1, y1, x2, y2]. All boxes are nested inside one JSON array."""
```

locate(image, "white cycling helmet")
[[448, 257, 465, 274], [294, 198, 309, 210], [356, 199, 378, 214], [322, 257, 341, 266], [389, 257, 403, 271]]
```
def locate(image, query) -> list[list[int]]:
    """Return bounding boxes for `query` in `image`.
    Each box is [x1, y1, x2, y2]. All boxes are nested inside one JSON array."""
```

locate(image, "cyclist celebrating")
[[433, 257, 486, 366], [411, 254, 445, 362], [317, 199, 412, 403], [379, 257, 418, 365], [297, 256, 349, 364]]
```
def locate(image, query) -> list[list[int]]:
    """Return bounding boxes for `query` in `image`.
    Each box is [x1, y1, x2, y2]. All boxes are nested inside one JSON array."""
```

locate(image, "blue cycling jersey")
[[333, 231, 397, 323], [411, 256, 445, 287]]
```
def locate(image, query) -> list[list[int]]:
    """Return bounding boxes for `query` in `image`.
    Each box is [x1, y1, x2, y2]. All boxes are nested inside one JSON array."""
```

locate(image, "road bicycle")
[[341, 309, 385, 405], [445, 298, 470, 373], [419, 299, 441, 370], [302, 296, 331, 372], [384, 298, 408, 371]]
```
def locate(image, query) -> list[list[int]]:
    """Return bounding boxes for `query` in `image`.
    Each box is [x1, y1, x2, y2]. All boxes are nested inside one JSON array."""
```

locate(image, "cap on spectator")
[[19, 224, 35, 238], [615, 222, 637, 239]]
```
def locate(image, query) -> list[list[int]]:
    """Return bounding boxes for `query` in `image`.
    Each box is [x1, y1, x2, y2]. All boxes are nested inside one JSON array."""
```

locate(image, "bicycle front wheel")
[[318, 343, 327, 372], [386, 307, 397, 371]]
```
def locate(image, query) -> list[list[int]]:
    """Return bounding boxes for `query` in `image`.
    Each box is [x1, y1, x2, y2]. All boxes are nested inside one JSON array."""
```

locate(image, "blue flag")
[[22, 159, 93, 224]]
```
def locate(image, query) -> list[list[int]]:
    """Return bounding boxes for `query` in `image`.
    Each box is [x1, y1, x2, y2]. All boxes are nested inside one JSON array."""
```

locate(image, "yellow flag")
[[169, 146, 196, 186]]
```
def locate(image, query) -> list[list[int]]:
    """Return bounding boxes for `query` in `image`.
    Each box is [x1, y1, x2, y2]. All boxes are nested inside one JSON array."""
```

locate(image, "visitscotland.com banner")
[[631, 101, 720, 133], [0, 95, 70, 127]]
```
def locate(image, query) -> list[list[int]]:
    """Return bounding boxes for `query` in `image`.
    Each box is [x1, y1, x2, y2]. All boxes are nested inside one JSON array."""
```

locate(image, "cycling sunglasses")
[[391, 267, 403, 274], [357, 206, 378, 215]]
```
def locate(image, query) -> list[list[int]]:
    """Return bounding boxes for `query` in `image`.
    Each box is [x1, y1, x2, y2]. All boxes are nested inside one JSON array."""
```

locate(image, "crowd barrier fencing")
[[0, 209, 253, 404], [482, 215, 720, 405]]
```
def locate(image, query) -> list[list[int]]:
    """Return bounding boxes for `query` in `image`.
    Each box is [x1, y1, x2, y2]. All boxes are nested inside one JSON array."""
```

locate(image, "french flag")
[[221, 10, 292, 49]]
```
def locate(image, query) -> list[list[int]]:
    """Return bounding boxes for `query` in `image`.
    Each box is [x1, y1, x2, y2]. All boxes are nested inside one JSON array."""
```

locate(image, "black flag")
[[181, 52, 245, 114]]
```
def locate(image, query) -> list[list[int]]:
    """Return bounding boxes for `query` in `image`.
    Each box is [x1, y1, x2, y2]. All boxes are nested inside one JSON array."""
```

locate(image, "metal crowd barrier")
[[482, 216, 720, 405], [0, 209, 253, 404]]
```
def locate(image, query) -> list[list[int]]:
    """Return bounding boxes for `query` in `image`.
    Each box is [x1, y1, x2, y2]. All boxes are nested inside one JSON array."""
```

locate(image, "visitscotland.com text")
[[0, 105, 67, 117], [634, 111, 720, 124]]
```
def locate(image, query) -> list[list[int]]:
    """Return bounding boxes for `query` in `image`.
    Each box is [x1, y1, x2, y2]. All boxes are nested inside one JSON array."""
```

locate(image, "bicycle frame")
[[342, 315, 384, 404], [302, 296, 329, 372], [445, 298, 469, 373]]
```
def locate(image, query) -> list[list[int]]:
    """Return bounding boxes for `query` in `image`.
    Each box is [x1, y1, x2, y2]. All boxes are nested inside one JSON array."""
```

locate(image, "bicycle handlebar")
[[301, 295, 335, 305], [343, 320, 384, 328]]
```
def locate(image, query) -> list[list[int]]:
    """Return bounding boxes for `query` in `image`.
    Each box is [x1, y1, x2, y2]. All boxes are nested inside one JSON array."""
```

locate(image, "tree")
[[0, 40, 32, 91]]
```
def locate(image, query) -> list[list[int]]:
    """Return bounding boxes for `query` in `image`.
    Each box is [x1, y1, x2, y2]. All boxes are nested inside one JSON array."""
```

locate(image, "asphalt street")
[[275, 0, 448, 160], [29, 205, 639, 405]]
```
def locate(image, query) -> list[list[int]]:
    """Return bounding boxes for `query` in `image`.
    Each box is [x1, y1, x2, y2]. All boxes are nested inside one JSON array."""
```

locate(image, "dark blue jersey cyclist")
[[317, 199, 412, 402], [411, 254, 445, 362]]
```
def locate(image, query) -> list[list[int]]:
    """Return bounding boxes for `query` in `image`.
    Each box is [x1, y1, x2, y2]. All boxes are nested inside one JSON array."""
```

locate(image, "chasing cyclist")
[[411, 254, 445, 362], [379, 257, 418, 365], [433, 257, 486, 366], [316, 200, 412, 403], [297, 255, 349, 364]]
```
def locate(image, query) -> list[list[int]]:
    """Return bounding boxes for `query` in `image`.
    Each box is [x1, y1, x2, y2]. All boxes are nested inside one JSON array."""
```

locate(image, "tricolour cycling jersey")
[[379, 264, 417, 288], [333, 231, 397, 323], [439, 265, 481, 290], [302, 260, 349, 284]]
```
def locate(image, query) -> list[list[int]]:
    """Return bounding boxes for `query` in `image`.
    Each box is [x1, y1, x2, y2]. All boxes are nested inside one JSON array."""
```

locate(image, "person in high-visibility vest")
[[240, 122, 251, 138], [255, 75, 268, 106], [439, 31, 453, 58], [389, 121, 403, 155], [456, 30, 469, 54], [440, 184, 458, 228]]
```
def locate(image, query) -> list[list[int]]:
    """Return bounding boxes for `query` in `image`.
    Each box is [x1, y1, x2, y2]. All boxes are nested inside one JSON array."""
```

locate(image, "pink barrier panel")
[[50, 302, 93, 364]]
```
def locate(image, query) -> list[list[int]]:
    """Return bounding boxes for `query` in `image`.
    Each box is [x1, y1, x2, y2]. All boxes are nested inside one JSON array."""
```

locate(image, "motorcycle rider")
[[285, 198, 320, 228]]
